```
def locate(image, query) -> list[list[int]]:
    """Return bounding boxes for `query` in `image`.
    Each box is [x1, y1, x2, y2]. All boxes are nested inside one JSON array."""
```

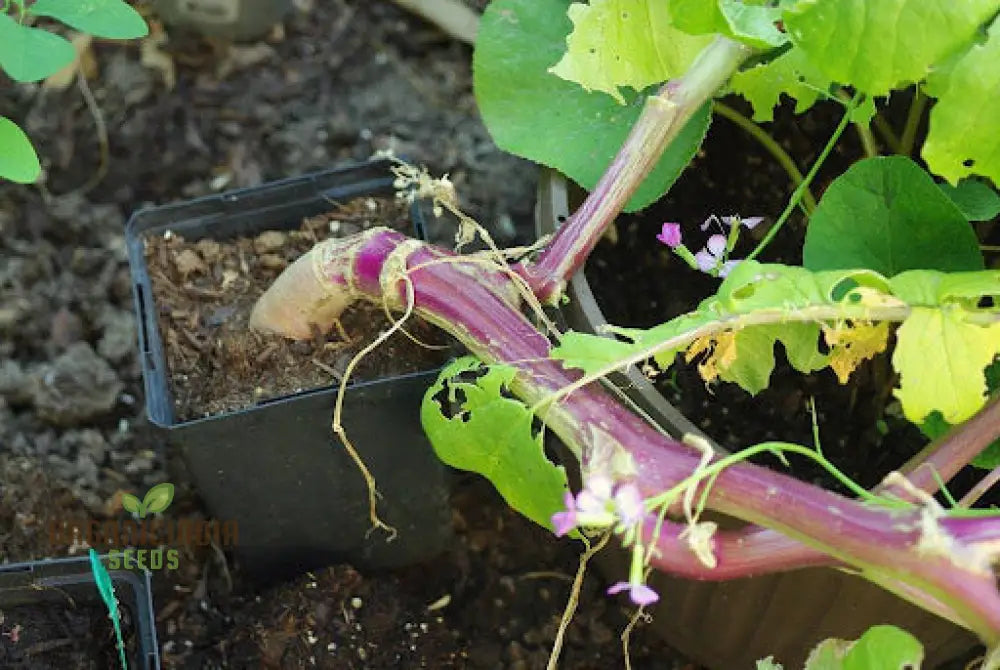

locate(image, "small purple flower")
[[703, 214, 764, 231], [552, 491, 578, 537], [607, 580, 660, 606], [655, 222, 682, 248], [613, 483, 645, 527]]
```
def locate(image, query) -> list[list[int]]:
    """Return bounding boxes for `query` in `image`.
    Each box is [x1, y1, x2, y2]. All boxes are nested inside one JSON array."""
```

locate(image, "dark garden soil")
[[0, 598, 138, 669], [0, 2, 694, 668], [146, 196, 452, 420], [585, 95, 999, 496]]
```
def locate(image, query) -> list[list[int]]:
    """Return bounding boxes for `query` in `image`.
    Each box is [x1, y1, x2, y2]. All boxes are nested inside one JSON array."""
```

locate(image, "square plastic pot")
[[126, 159, 452, 581], [535, 169, 977, 669], [0, 555, 160, 669]]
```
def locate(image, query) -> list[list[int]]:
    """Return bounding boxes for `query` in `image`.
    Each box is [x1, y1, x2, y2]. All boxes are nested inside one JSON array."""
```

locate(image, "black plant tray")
[[0, 555, 159, 669], [126, 159, 452, 580]]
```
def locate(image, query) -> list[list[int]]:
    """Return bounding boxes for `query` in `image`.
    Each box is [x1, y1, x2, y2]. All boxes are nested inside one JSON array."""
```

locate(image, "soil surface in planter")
[[146, 196, 451, 420], [0, 1, 698, 667], [586, 97, 999, 496], [0, 597, 138, 669]]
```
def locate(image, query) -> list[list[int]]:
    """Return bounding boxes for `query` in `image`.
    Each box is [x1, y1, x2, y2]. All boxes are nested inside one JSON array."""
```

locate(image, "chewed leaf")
[[893, 307, 1000, 423], [784, 0, 999, 97], [143, 482, 175, 514], [120, 493, 144, 517], [729, 46, 830, 122], [822, 322, 890, 384], [922, 19, 1000, 185], [421, 357, 569, 532], [549, 0, 713, 104]]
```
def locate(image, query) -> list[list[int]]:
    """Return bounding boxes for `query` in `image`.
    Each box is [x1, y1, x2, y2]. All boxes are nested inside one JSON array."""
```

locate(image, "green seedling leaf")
[[0, 15, 77, 82], [893, 307, 1000, 424], [922, 20, 1000, 186], [803, 157, 984, 275], [88, 549, 128, 670], [120, 492, 145, 518], [938, 179, 1000, 222], [0, 117, 41, 183], [474, 0, 711, 212], [30, 0, 149, 39], [671, 0, 787, 50], [421, 357, 570, 532], [548, 0, 713, 104], [729, 46, 830, 122], [142, 482, 174, 514], [783, 0, 1000, 97], [803, 625, 923, 669]]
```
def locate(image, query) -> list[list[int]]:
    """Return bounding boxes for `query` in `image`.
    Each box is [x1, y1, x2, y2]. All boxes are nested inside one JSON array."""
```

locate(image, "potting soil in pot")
[[0, 599, 138, 669], [144, 196, 453, 420]]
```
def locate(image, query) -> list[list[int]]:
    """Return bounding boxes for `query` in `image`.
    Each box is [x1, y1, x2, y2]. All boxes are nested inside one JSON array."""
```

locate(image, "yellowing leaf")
[[686, 331, 739, 384], [822, 321, 890, 384], [893, 307, 1000, 424], [549, 0, 713, 103]]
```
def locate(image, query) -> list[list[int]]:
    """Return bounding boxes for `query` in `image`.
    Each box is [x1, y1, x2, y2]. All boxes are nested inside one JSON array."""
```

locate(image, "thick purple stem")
[[516, 37, 751, 303], [325, 229, 1000, 642]]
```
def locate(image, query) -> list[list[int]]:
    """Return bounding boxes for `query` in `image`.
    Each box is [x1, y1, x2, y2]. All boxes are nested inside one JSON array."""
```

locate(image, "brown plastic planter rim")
[[534, 169, 977, 669]]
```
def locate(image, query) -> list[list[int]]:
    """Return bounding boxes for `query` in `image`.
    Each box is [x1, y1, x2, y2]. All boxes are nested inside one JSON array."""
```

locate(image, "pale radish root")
[[249, 232, 370, 339]]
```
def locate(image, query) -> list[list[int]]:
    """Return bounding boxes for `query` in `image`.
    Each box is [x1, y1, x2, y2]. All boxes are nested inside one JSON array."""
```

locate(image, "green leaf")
[[0, 117, 41, 183], [88, 549, 118, 616], [802, 157, 984, 276], [142, 482, 175, 514], [922, 20, 1000, 186], [670, 0, 787, 50], [0, 14, 77, 82], [473, 0, 711, 212], [729, 46, 830, 122], [120, 492, 145, 518], [938, 179, 1000, 221], [923, 356, 1000, 469], [756, 657, 783, 670], [893, 307, 1000, 423], [421, 357, 570, 532], [803, 625, 923, 669], [29, 0, 148, 39], [783, 0, 1000, 97], [548, 0, 714, 104]]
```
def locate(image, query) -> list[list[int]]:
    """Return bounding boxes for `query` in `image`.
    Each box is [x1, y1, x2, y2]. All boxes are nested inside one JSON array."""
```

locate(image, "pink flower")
[[607, 580, 660, 606], [694, 234, 740, 278], [656, 222, 682, 248], [552, 491, 577, 537]]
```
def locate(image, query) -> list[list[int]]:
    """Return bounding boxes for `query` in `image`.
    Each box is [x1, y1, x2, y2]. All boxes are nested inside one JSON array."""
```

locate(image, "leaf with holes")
[[421, 357, 570, 532], [783, 0, 1000, 97], [922, 19, 1000, 186], [729, 46, 830, 122], [548, 0, 713, 103]]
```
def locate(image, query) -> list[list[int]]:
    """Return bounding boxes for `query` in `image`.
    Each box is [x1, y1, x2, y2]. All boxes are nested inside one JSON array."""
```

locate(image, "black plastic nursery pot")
[[126, 159, 452, 581], [535, 170, 977, 669], [0, 554, 160, 669], [151, 0, 292, 41]]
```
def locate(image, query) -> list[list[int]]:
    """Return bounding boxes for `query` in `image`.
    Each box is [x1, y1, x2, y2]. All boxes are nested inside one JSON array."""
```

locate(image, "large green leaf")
[[0, 14, 76, 82], [473, 0, 711, 212], [783, 0, 1000, 97], [802, 157, 983, 275], [922, 19, 1000, 186], [421, 357, 570, 532], [30, 0, 149, 39], [0, 117, 41, 183]]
